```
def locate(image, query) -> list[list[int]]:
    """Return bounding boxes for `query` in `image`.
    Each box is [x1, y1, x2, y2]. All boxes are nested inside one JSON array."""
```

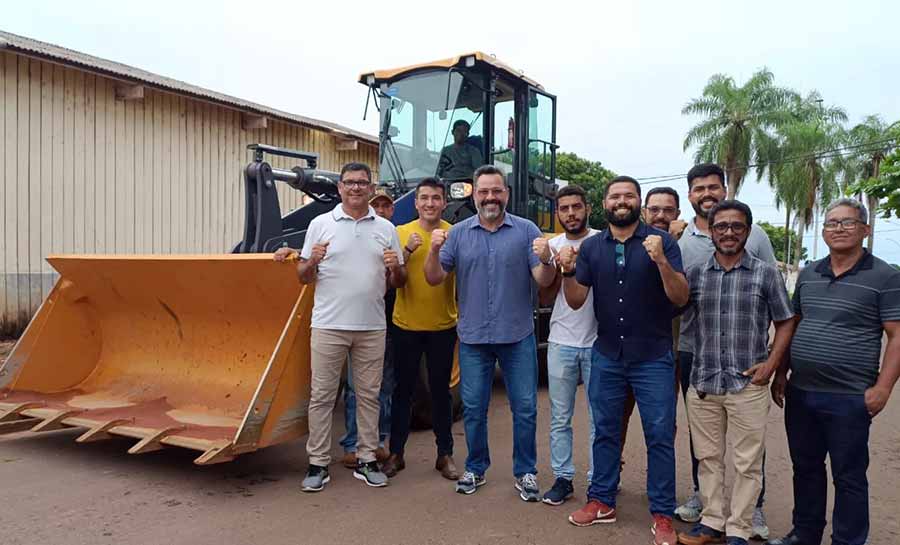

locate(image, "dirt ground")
[[1, 365, 899, 545]]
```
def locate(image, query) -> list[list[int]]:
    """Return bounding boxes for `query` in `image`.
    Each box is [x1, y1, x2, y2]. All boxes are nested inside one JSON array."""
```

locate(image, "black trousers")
[[389, 326, 457, 457]]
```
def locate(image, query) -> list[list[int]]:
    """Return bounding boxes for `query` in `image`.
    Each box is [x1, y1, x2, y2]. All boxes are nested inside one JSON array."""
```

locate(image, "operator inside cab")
[[437, 120, 484, 181]]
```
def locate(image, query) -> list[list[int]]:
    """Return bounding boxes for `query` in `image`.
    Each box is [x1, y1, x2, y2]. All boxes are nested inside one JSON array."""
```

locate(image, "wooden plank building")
[[0, 31, 379, 334]]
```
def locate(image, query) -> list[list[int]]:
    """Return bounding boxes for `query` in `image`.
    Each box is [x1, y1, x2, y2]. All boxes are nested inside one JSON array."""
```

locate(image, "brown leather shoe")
[[435, 455, 460, 480], [340, 452, 357, 469], [375, 446, 390, 463], [382, 454, 405, 477]]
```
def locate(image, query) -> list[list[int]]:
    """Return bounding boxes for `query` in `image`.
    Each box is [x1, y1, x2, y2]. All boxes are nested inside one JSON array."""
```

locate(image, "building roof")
[[0, 30, 378, 146]]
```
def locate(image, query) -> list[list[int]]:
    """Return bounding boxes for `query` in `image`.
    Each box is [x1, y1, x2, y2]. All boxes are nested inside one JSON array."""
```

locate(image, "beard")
[[561, 215, 589, 235], [713, 236, 746, 256], [476, 198, 506, 221], [605, 204, 641, 227], [691, 196, 720, 219]]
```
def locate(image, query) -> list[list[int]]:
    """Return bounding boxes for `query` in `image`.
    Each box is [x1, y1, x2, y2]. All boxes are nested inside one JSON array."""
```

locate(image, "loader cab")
[[359, 52, 559, 231]]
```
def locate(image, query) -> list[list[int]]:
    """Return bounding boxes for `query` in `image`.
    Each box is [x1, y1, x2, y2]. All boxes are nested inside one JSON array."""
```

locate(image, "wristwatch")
[[561, 269, 576, 278]]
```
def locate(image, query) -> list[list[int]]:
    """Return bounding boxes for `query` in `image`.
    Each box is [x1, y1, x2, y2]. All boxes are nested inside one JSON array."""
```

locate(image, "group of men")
[[274, 160, 900, 545]]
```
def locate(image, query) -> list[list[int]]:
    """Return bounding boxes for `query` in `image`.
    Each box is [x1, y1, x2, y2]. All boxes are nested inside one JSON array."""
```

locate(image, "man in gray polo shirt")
[[767, 198, 900, 545], [276, 162, 406, 493], [675, 163, 776, 538]]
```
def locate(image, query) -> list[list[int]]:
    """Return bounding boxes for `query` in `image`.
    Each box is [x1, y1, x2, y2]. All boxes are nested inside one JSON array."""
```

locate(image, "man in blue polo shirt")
[[768, 198, 900, 545], [424, 164, 557, 501], [558, 176, 688, 545]]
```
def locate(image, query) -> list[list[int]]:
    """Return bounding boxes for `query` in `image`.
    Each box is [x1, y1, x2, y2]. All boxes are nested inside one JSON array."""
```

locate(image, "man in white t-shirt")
[[274, 162, 406, 493], [536, 184, 600, 506]]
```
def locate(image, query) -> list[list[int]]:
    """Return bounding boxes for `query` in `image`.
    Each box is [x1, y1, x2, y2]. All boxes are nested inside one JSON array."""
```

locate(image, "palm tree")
[[844, 115, 896, 250], [683, 69, 798, 199], [769, 94, 848, 270]]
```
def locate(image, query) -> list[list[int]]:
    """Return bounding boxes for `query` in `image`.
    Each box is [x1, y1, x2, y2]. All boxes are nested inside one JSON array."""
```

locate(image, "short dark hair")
[[340, 162, 372, 181], [473, 164, 507, 188], [603, 175, 642, 199], [415, 177, 446, 198], [708, 199, 753, 227], [644, 186, 680, 208], [687, 163, 725, 189], [452, 119, 471, 131], [556, 184, 588, 205]]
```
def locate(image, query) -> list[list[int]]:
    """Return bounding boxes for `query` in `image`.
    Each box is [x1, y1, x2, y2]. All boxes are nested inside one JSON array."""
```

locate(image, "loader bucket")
[[0, 254, 313, 465]]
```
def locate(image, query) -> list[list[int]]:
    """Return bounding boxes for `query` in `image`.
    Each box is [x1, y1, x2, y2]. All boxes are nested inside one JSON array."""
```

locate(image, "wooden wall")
[[0, 51, 379, 332]]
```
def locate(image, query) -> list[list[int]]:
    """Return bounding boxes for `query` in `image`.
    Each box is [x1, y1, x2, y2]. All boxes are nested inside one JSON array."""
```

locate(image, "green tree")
[[682, 69, 798, 199], [757, 221, 807, 264], [556, 151, 617, 229], [769, 93, 848, 271], [846, 122, 900, 229]]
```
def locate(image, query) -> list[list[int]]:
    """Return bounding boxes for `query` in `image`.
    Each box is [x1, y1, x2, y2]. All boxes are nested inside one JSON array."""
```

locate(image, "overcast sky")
[[6, 0, 900, 262]]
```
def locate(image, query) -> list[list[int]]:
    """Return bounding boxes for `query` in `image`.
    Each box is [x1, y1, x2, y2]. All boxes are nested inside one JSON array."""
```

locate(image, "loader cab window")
[[526, 89, 557, 231], [377, 70, 487, 186]]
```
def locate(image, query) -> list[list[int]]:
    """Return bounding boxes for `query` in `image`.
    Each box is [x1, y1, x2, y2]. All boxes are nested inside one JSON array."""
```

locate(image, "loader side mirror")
[[388, 126, 400, 138]]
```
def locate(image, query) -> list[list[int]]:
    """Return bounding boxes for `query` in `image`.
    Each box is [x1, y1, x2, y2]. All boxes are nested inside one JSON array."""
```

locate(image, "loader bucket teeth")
[[0, 254, 314, 464]]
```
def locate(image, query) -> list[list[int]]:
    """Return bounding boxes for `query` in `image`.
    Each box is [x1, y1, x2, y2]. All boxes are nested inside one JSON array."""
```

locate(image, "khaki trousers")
[[307, 328, 385, 467], [686, 383, 770, 540]]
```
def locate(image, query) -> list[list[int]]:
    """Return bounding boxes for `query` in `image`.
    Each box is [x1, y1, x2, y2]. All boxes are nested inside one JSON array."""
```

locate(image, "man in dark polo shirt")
[[768, 198, 900, 545], [558, 176, 688, 545], [424, 164, 557, 501]]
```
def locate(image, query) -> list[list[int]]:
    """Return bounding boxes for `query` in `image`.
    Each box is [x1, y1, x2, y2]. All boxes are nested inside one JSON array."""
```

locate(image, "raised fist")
[[642, 235, 666, 265], [383, 248, 400, 271], [308, 241, 330, 265], [431, 229, 448, 251], [407, 232, 423, 253], [558, 246, 578, 272], [532, 237, 552, 264]]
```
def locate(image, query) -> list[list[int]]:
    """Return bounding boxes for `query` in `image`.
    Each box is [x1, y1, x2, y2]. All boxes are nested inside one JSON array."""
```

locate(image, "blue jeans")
[[588, 349, 676, 516], [679, 351, 766, 507], [340, 333, 394, 453], [547, 342, 594, 483], [459, 333, 538, 478], [786, 385, 870, 545]]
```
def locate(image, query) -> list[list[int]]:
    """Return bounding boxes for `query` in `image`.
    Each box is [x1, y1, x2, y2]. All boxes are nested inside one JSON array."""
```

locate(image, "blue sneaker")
[[455, 471, 486, 495], [726, 537, 749, 545], [542, 477, 574, 506]]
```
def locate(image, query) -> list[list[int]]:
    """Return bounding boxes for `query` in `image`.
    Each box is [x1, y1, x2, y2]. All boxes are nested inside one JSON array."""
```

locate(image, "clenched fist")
[[431, 229, 448, 251], [272, 247, 299, 262], [669, 220, 688, 240], [532, 237, 552, 265], [558, 246, 578, 272], [308, 241, 330, 265], [642, 235, 667, 265], [407, 232, 423, 253], [383, 249, 401, 271]]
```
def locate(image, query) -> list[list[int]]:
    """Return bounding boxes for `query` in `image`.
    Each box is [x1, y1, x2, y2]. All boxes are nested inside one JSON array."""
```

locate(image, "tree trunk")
[[794, 220, 806, 272], [866, 157, 881, 251], [783, 207, 792, 273]]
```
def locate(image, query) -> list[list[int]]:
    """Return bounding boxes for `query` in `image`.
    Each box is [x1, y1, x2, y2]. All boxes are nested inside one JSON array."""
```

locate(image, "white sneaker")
[[674, 491, 703, 523], [751, 507, 769, 540]]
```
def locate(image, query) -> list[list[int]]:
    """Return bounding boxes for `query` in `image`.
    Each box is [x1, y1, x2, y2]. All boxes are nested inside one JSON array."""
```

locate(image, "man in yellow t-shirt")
[[382, 178, 460, 481]]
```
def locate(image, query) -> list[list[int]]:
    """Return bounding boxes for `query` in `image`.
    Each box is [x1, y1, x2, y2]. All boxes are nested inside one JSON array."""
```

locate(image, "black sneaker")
[[301, 464, 330, 492], [542, 477, 575, 506]]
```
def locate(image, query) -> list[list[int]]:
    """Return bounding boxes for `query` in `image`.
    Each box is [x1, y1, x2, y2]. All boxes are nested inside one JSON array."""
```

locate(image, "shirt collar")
[[814, 249, 874, 279], [602, 221, 652, 241], [469, 212, 514, 230], [706, 250, 755, 271], [687, 217, 711, 239], [332, 205, 376, 222]]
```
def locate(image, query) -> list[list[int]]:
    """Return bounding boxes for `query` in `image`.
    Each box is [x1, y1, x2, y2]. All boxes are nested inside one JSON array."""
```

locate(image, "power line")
[[634, 136, 899, 186]]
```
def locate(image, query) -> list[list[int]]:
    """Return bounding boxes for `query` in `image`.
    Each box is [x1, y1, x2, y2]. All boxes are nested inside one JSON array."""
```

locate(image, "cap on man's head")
[[452, 119, 471, 131], [369, 188, 394, 205]]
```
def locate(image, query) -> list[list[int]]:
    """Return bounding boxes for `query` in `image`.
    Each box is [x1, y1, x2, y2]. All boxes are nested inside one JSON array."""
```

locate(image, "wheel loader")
[[0, 52, 559, 464]]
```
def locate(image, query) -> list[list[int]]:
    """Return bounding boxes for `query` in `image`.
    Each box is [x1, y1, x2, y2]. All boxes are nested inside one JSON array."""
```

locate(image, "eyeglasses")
[[823, 219, 863, 231], [645, 206, 678, 216], [711, 222, 748, 235], [615, 243, 625, 268], [340, 180, 372, 189]]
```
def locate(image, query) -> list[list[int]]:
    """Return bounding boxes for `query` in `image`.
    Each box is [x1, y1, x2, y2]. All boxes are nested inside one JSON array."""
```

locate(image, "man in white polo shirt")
[[275, 162, 406, 492]]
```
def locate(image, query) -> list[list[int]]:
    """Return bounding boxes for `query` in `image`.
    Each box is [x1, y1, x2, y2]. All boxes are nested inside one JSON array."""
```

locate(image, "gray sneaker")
[[751, 507, 769, 541], [455, 471, 486, 495], [353, 461, 388, 488], [515, 473, 540, 502], [674, 491, 703, 523], [301, 464, 330, 493]]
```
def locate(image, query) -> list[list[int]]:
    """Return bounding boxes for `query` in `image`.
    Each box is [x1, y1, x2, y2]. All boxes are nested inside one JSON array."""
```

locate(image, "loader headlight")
[[449, 182, 473, 200]]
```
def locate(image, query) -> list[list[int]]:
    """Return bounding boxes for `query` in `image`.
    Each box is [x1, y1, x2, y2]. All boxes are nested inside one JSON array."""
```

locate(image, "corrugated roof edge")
[[0, 30, 378, 146]]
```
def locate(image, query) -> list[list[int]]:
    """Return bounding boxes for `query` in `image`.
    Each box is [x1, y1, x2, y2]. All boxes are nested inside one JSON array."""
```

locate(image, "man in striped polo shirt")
[[768, 198, 900, 545]]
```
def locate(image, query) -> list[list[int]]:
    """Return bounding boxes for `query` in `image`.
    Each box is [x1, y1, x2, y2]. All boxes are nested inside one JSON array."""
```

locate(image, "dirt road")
[[1, 377, 899, 545]]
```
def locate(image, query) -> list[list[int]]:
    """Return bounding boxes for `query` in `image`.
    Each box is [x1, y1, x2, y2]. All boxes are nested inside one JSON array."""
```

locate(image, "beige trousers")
[[686, 383, 770, 540], [307, 328, 385, 467]]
